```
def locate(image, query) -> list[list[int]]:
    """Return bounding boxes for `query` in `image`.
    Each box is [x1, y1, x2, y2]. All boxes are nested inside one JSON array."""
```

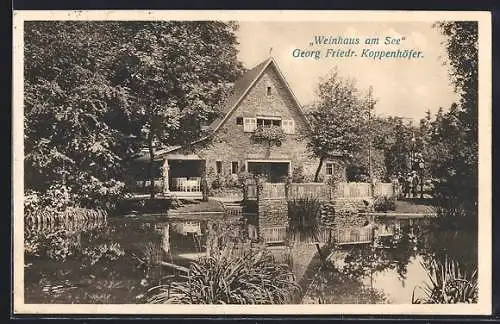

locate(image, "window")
[[243, 118, 257, 132], [231, 161, 239, 174], [257, 118, 281, 128], [282, 119, 295, 134], [216, 161, 223, 174], [267, 86, 272, 96], [236, 117, 243, 125], [326, 162, 334, 175]]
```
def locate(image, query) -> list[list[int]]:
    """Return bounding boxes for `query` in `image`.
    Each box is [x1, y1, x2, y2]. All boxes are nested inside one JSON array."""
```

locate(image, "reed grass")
[[146, 248, 298, 304]]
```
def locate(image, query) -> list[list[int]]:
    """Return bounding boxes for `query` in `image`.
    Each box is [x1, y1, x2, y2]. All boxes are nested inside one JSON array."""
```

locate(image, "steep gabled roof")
[[207, 58, 270, 132], [209, 56, 309, 133], [153, 57, 310, 161]]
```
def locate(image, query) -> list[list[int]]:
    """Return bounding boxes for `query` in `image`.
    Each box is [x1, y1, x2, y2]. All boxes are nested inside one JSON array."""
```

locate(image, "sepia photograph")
[[12, 10, 491, 315]]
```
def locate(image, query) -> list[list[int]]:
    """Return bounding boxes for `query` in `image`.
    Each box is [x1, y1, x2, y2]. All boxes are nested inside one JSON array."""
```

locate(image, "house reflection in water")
[[156, 221, 206, 263]]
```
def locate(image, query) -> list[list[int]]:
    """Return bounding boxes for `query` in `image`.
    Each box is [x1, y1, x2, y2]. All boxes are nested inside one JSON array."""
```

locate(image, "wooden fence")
[[333, 182, 372, 198], [287, 183, 333, 200], [246, 182, 395, 201], [260, 183, 287, 199], [373, 182, 395, 198]]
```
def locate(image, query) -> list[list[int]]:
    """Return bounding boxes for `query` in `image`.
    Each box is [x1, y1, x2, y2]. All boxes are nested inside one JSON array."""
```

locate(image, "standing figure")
[[406, 173, 413, 198], [411, 171, 419, 198], [397, 172, 405, 199]]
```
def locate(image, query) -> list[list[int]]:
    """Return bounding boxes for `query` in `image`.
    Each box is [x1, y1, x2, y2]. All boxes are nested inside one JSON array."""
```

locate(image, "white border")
[[12, 10, 492, 315]]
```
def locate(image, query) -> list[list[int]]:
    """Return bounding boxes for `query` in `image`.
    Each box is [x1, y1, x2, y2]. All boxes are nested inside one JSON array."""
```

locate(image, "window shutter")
[[243, 118, 257, 132], [283, 119, 295, 134]]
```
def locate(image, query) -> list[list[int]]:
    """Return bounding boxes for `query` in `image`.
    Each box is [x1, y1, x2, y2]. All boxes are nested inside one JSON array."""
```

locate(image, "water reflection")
[[315, 218, 477, 304], [25, 214, 477, 304], [25, 218, 211, 304]]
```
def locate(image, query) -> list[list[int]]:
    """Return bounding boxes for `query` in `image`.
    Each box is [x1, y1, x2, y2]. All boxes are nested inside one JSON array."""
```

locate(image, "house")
[[134, 57, 346, 198]]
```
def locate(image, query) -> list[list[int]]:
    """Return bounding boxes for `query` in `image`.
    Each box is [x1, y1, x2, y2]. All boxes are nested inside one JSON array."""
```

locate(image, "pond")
[[24, 217, 213, 304], [303, 219, 478, 304], [24, 214, 477, 304]]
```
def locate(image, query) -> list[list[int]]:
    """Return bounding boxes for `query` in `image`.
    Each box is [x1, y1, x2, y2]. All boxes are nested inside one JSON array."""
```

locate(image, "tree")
[[430, 21, 478, 205], [306, 68, 369, 182], [24, 22, 137, 209], [112, 21, 244, 198], [24, 21, 244, 206]]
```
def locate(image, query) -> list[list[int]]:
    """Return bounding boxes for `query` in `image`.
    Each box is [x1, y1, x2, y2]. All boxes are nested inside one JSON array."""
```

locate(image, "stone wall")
[[329, 198, 374, 229], [257, 198, 289, 236], [250, 182, 374, 241]]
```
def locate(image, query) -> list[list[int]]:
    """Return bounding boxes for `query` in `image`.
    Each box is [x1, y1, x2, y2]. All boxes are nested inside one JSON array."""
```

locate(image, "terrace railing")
[[171, 177, 201, 192], [373, 182, 395, 198], [333, 182, 372, 198], [260, 183, 287, 199], [244, 181, 395, 201], [260, 226, 385, 245], [287, 183, 333, 200]]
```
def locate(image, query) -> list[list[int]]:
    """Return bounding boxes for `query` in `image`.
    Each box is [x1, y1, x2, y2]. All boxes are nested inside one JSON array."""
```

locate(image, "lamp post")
[[409, 132, 416, 172], [417, 155, 425, 199]]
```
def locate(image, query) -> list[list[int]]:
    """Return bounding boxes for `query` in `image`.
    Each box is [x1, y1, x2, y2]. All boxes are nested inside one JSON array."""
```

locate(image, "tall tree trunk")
[[314, 156, 325, 182], [147, 132, 156, 200]]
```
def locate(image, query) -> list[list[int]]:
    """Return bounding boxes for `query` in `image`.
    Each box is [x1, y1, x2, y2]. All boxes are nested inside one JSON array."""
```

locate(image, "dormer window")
[[267, 86, 272, 96]]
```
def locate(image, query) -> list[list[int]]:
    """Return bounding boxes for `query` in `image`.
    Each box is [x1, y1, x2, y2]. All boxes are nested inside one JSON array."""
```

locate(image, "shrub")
[[291, 166, 306, 183], [373, 196, 396, 212], [146, 248, 298, 304], [412, 256, 478, 304], [211, 175, 225, 189]]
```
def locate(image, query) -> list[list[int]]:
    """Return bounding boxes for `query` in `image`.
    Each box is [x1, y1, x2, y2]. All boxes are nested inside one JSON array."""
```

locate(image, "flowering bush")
[[25, 184, 74, 214], [252, 125, 286, 146]]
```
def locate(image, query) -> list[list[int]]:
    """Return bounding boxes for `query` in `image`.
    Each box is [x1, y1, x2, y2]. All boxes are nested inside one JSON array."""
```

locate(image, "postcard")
[[12, 10, 492, 315]]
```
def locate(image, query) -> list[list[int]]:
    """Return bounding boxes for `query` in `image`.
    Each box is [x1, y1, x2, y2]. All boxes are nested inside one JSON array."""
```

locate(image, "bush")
[[291, 166, 306, 183], [146, 248, 298, 304], [412, 256, 478, 304], [373, 196, 396, 212], [211, 175, 225, 189]]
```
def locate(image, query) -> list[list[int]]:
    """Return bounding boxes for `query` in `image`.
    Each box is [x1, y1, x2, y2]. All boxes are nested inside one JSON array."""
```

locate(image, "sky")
[[236, 21, 458, 122]]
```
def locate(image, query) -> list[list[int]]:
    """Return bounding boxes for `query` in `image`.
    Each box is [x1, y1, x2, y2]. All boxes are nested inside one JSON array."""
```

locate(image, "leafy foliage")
[[25, 227, 125, 266], [428, 22, 478, 205], [24, 22, 134, 208], [24, 21, 244, 205], [146, 249, 298, 304], [412, 256, 478, 304], [306, 68, 371, 182]]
